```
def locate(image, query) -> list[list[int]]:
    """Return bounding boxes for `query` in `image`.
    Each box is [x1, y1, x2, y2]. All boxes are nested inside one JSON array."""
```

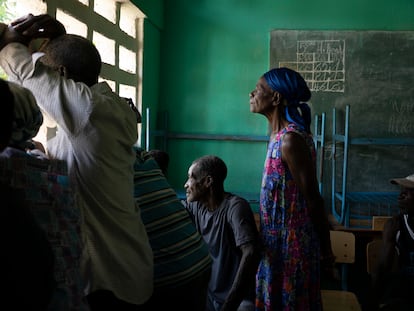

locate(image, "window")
[[2, 0, 145, 146], [93, 31, 116, 65], [56, 9, 87, 37]]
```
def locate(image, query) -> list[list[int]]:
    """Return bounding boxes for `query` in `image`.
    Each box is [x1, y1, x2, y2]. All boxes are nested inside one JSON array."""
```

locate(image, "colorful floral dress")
[[256, 124, 321, 311]]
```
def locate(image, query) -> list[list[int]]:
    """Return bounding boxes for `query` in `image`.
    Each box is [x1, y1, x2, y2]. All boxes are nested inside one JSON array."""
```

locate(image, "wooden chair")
[[366, 220, 399, 276], [321, 230, 362, 311], [372, 216, 392, 231], [321, 290, 362, 311], [330, 230, 355, 290]]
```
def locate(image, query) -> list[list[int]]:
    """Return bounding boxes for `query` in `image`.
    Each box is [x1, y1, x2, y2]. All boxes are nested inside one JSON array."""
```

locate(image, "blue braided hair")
[[263, 67, 312, 133]]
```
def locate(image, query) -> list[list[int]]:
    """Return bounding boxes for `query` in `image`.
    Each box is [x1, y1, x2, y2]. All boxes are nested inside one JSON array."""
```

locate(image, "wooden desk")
[[329, 214, 383, 240], [340, 227, 383, 240]]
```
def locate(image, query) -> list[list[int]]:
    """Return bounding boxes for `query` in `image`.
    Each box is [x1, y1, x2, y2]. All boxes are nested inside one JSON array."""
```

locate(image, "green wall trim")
[[131, 0, 163, 29]]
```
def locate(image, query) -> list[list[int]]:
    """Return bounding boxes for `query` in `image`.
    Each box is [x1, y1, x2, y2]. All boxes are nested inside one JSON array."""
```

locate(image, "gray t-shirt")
[[186, 193, 258, 305]]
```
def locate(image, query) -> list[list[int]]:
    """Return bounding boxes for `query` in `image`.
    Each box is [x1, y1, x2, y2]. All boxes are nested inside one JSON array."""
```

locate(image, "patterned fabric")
[[256, 124, 321, 311], [134, 149, 212, 289], [0, 149, 88, 311]]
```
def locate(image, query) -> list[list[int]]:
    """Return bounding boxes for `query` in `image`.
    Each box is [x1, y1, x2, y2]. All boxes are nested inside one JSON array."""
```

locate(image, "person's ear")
[[58, 65, 67, 78], [205, 175, 213, 188], [272, 91, 283, 106]]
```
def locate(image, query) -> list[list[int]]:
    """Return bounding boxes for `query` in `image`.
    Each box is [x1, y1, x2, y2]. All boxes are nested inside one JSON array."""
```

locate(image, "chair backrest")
[[372, 216, 392, 231], [330, 230, 356, 264], [366, 238, 399, 275], [366, 239, 383, 275]]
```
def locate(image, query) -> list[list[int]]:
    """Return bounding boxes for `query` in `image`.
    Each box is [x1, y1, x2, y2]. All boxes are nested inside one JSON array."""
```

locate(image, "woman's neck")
[[268, 104, 289, 134]]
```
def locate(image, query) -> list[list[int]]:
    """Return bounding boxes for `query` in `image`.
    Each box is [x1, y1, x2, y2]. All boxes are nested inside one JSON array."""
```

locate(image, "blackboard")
[[270, 30, 414, 193]]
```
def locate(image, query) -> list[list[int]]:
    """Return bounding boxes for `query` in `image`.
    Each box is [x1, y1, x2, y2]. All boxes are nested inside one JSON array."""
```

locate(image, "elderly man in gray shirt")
[[184, 155, 260, 311]]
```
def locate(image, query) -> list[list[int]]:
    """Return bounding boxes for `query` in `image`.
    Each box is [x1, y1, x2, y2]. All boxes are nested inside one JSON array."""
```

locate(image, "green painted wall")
[[141, 18, 161, 146], [136, 0, 414, 196], [131, 0, 163, 146]]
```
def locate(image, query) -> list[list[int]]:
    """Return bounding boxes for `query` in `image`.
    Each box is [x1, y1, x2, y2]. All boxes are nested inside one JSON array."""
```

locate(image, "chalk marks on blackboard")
[[388, 101, 414, 135], [279, 40, 345, 93]]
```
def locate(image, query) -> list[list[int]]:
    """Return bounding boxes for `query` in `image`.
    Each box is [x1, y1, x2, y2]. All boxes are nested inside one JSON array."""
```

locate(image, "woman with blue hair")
[[249, 67, 334, 311]]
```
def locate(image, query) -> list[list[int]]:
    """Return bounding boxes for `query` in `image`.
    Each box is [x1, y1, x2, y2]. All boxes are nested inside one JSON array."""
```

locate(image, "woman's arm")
[[282, 131, 334, 262]]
